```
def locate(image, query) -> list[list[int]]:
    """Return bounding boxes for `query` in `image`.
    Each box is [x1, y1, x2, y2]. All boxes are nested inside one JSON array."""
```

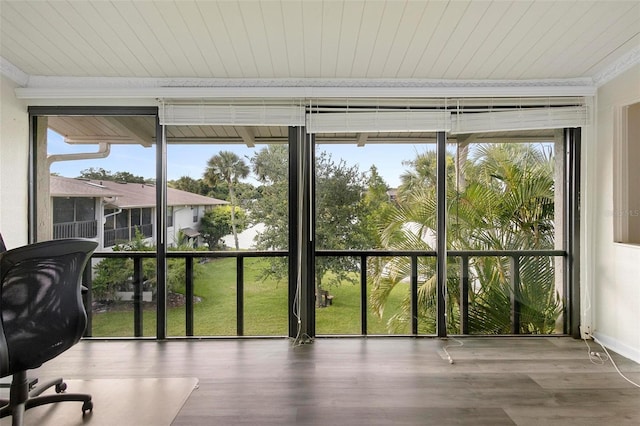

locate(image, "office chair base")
[[0, 372, 93, 425]]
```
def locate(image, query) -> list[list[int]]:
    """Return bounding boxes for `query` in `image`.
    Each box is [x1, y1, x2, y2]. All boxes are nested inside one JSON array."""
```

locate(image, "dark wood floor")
[[28, 337, 640, 425]]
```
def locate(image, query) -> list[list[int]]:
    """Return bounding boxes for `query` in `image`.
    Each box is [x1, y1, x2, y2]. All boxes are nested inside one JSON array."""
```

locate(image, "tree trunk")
[[315, 274, 323, 308], [228, 183, 240, 250], [455, 140, 469, 192]]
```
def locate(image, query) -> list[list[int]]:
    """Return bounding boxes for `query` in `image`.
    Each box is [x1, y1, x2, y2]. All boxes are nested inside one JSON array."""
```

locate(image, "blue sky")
[[48, 129, 437, 188]]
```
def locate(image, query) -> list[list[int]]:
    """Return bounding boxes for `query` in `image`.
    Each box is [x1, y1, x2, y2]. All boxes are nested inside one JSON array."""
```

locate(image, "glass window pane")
[[142, 208, 152, 224], [75, 198, 95, 221], [243, 257, 288, 336], [446, 132, 564, 335], [166, 131, 289, 336], [104, 209, 115, 229], [116, 209, 128, 229], [131, 208, 141, 227], [366, 256, 411, 335], [43, 113, 158, 338], [316, 137, 437, 335], [167, 206, 173, 228], [53, 198, 74, 223]]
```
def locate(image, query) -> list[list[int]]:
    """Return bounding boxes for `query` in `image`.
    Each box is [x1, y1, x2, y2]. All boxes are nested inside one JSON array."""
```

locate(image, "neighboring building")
[[221, 222, 265, 250], [386, 188, 398, 203], [50, 175, 228, 250]]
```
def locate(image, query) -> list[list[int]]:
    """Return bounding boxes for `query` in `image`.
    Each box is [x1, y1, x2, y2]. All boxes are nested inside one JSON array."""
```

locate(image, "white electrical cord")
[[591, 337, 640, 388], [291, 124, 304, 347], [583, 336, 608, 365], [442, 337, 464, 364], [292, 123, 312, 348]]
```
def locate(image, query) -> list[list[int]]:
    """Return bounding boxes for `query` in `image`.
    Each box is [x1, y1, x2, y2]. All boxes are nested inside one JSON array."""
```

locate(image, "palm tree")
[[370, 143, 561, 334], [204, 151, 249, 250]]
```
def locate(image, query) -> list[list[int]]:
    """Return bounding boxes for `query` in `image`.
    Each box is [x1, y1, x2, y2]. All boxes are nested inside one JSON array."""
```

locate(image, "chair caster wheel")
[[55, 382, 67, 393], [82, 400, 93, 415]]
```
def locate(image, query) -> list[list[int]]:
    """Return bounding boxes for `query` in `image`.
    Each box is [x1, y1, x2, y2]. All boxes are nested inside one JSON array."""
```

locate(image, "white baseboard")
[[592, 332, 640, 364]]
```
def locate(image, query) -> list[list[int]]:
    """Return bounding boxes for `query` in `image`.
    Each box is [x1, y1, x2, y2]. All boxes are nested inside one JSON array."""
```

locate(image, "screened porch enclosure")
[[29, 99, 583, 340]]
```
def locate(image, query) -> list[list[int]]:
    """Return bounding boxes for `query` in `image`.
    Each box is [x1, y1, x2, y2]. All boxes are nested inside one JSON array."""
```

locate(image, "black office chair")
[[0, 238, 98, 426]]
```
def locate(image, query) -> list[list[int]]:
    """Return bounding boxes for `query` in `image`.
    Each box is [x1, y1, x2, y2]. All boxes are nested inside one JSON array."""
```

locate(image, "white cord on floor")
[[583, 337, 640, 388], [583, 336, 608, 365], [442, 337, 464, 364]]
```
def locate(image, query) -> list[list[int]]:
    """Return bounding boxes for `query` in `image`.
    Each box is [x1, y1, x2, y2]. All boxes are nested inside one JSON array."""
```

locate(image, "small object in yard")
[[318, 289, 334, 307]]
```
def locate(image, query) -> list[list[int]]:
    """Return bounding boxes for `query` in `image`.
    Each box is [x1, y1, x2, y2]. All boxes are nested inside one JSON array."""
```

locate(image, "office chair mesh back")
[[1, 242, 92, 376]]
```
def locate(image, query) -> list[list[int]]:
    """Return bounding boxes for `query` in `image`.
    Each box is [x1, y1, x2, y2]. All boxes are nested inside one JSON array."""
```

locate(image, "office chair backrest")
[[0, 233, 5, 374], [0, 239, 97, 377]]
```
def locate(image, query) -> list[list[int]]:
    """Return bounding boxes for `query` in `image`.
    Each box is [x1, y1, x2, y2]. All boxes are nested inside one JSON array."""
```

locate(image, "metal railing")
[[87, 250, 286, 337], [104, 224, 153, 247], [317, 249, 566, 335], [53, 220, 98, 239], [84, 249, 566, 338]]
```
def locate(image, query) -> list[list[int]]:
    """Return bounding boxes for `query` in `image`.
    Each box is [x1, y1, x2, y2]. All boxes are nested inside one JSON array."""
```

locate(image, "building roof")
[[50, 175, 121, 198], [50, 175, 228, 209], [180, 227, 201, 238]]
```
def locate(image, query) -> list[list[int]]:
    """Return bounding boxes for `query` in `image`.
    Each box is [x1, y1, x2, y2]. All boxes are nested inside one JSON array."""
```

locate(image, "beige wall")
[[589, 63, 640, 362], [0, 75, 29, 247]]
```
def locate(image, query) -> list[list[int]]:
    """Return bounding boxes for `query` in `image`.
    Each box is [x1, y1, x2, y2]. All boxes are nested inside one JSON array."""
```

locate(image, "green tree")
[[250, 145, 290, 252], [251, 146, 369, 306], [314, 152, 368, 303], [397, 151, 455, 202], [371, 143, 561, 334], [169, 176, 204, 194], [92, 230, 155, 301], [234, 181, 260, 207], [167, 176, 227, 199], [79, 167, 147, 183], [92, 229, 206, 301], [204, 151, 250, 249], [79, 167, 112, 181], [113, 171, 149, 184], [359, 165, 394, 249], [200, 205, 247, 249]]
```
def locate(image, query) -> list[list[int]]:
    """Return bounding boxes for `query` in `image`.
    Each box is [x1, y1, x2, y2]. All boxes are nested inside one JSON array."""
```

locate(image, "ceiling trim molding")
[[0, 56, 29, 86], [5, 45, 640, 97], [14, 78, 596, 100], [1, 55, 599, 99], [592, 46, 640, 87], [20, 75, 595, 90]]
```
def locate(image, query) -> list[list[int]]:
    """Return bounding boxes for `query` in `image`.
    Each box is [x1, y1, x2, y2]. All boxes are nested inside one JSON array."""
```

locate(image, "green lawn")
[[90, 257, 407, 337]]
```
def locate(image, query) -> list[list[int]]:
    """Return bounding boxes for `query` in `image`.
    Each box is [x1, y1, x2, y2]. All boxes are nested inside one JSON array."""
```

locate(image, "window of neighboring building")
[[131, 208, 141, 227], [141, 208, 153, 237], [192, 207, 199, 223], [122, 208, 154, 239], [116, 209, 128, 229], [142, 208, 152, 225], [133, 207, 153, 237], [53, 197, 95, 223], [167, 206, 174, 227], [614, 101, 640, 244], [104, 209, 116, 229], [75, 198, 95, 221], [52, 197, 96, 239], [104, 207, 154, 246], [53, 198, 75, 223]]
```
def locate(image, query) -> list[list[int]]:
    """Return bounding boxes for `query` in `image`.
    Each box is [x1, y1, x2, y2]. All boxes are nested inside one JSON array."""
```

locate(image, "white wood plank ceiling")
[[1, 0, 638, 83]]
